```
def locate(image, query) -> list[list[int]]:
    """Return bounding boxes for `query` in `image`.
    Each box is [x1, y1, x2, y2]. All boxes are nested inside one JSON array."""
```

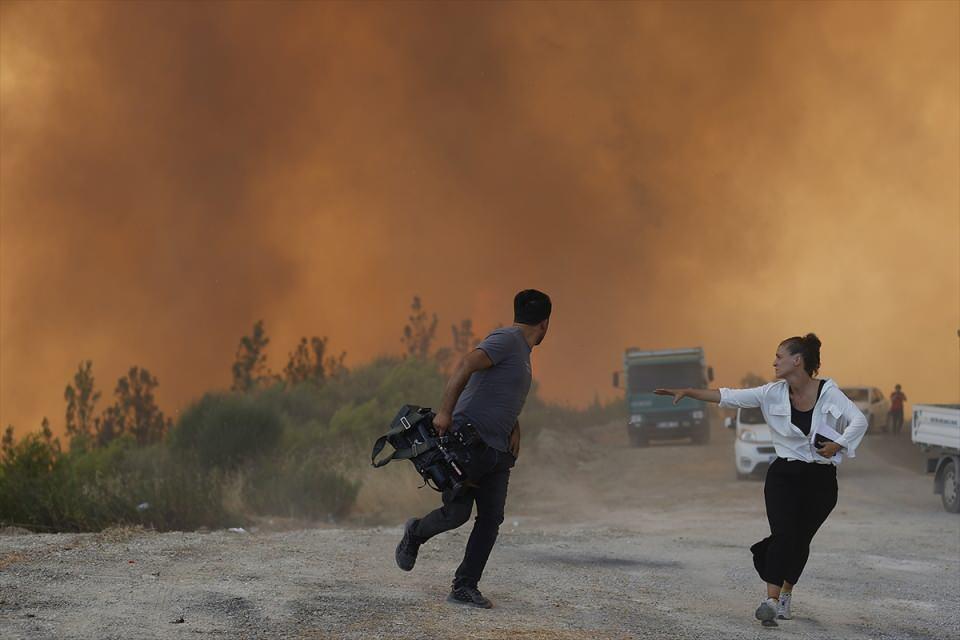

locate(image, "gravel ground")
[[1, 423, 958, 639]]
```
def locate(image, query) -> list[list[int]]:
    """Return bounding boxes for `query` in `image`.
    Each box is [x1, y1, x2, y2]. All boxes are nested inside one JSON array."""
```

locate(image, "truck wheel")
[[941, 460, 960, 513]]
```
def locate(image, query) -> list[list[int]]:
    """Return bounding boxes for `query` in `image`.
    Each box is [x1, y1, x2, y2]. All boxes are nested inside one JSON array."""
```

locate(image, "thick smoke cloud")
[[2, 1, 957, 436]]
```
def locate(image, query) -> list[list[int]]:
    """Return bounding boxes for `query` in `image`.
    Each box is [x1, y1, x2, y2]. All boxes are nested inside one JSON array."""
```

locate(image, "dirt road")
[[2, 423, 958, 639]]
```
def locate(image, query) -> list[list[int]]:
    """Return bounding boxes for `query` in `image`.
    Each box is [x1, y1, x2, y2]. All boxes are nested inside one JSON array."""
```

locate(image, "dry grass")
[[350, 463, 439, 525]]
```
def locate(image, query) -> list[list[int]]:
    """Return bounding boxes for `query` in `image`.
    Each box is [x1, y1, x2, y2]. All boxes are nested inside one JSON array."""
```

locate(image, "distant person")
[[656, 333, 867, 627], [888, 384, 908, 435], [394, 289, 551, 609]]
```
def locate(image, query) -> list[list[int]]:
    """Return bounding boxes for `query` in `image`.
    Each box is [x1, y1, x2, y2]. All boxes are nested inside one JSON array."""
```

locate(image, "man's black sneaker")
[[395, 518, 420, 571], [447, 585, 493, 609]]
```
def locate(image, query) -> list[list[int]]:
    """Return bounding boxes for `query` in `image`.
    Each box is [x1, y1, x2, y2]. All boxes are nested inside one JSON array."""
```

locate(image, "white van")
[[840, 386, 890, 432], [726, 407, 777, 480]]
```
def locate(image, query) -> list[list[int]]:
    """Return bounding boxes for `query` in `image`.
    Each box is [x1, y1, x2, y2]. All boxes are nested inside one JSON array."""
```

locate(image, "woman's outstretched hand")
[[654, 388, 688, 405]]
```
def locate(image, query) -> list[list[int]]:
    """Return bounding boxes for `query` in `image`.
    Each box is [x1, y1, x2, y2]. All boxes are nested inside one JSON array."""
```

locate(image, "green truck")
[[614, 347, 714, 447]]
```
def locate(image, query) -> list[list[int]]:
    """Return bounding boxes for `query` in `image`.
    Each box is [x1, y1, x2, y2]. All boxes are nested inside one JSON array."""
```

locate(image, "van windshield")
[[740, 407, 766, 424], [628, 362, 703, 393]]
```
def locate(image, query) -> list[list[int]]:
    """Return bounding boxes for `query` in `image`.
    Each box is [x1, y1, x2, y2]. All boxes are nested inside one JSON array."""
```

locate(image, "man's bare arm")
[[433, 349, 494, 434]]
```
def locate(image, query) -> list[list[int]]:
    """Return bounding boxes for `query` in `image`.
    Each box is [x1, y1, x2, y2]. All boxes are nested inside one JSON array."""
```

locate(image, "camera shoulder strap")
[[370, 408, 434, 468]]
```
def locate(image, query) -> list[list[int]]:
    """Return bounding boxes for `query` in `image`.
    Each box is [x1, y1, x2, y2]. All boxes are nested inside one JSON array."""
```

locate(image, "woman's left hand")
[[816, 442, 844, 457]]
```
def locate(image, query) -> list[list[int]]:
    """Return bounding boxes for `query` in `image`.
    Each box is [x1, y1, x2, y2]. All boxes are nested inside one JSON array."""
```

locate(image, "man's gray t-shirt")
[[453, 326, 532, 452]]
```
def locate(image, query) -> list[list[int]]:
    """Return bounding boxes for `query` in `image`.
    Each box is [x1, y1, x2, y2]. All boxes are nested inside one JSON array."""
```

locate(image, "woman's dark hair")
[[780, 333, 822, 376]]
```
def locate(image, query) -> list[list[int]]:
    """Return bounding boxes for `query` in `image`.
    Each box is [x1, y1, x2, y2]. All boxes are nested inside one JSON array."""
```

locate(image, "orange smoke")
[[1, 1, 958, 438]]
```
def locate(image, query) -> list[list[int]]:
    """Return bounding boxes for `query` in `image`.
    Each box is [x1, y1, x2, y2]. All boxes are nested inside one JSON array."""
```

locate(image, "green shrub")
[[0, 429, 65, 530], [0, 435, 236, 532], [116, 446, 237, 530], [243, 455, 359, 520], [171, 393, 283, 469], [270, 356, 444, 454], [1, 353, 620, 532]]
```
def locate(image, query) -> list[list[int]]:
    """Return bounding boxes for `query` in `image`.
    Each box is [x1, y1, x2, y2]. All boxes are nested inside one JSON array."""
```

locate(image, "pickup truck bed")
[[912, 404, 960, 452], [912, 404, 960, 513]]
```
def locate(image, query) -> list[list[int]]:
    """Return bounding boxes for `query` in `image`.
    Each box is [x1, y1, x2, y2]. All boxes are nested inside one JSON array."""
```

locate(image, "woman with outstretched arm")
[[655, 333, 868, 627]]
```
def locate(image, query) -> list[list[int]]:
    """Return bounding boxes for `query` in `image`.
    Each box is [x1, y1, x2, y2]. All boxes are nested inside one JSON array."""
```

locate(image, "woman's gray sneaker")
[[755, 598, 779, 627], [447, 585, 493, 609], [395, 518, 420, 571]]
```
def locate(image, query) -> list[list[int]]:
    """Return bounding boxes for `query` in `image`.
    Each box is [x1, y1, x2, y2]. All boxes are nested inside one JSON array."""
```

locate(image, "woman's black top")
[[790, 379, 827, 436]]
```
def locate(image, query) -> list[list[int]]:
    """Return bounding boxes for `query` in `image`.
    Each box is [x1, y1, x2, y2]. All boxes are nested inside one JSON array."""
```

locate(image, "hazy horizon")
[[2, 0, 958, 438]]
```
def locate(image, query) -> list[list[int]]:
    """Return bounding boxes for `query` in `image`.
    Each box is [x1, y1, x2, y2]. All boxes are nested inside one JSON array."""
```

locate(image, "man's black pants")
[[409, 442, 515, 588], [751, 457, 838, 586]]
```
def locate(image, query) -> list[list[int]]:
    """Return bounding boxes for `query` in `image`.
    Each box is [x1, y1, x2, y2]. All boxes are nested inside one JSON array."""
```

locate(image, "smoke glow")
[[2, 1, 958, 436]]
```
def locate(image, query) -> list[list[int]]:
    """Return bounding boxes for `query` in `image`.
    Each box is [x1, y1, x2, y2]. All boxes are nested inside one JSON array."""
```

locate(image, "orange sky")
[[2, 1, 958, 438]]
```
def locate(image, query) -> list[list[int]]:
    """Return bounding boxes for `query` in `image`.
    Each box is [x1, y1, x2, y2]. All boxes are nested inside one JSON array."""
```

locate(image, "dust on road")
[[1, 423, 957, 639]]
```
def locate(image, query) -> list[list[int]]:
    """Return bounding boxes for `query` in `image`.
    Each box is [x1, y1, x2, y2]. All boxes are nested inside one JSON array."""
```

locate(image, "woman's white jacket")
[[719, 378, 868, 464]]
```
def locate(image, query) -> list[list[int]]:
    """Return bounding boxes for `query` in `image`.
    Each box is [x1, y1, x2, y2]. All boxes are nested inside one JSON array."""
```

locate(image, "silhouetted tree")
[[64, 360, 100, 442], [94, 405, 124, 447], [232, 320, 272, 392], [284, 336, 328, 385], [1, 425, 14, 462], [283, 336, 349, 386], [39, 417, 60, 456], [112, 367, 170, 446], [325, 351, 348, 380], [402, 296, 437, 360], [0, 419, 60, 474]]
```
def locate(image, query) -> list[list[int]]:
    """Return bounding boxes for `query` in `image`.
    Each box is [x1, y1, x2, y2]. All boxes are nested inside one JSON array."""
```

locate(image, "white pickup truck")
[[912, 404, 960, 513]]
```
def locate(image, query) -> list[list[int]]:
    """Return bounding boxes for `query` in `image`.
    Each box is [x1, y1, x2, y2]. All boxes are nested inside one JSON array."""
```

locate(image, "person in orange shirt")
[[888, 384, 908, 435]]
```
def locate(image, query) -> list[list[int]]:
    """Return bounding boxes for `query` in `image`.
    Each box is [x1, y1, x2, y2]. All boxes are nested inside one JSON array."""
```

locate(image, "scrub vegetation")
[[0, 298, 623, 532]]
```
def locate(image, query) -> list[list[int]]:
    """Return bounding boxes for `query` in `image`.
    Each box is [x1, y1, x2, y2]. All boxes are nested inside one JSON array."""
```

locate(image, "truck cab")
[[615, 347, 713, 447]]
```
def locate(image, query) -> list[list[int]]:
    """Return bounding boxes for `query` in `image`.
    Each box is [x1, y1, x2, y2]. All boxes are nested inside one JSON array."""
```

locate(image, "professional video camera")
[[371, 404, 480, 494]]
